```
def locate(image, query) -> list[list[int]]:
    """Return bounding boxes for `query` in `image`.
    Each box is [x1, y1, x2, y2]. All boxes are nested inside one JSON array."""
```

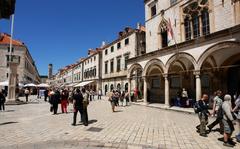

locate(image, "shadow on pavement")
[[88, 119, 98, 124], [0, 121, 18, 126]]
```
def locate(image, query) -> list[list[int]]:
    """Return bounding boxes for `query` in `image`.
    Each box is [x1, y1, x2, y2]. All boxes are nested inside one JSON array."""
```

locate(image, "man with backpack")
[[195, 94, 210, 137], [207, 90, 224, 134]]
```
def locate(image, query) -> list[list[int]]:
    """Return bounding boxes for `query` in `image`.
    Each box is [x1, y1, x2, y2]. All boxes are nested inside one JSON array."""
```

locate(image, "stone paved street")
[[0, 96, 239, 149]]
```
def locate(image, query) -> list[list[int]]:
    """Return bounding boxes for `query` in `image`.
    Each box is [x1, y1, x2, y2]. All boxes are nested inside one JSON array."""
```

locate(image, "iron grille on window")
[[201, 10, 210, 36], [184, 17, 191, 41], [192, 15, 200, 38]]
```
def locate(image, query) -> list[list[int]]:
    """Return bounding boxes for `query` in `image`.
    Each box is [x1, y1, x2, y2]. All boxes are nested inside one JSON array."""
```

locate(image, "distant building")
[[40, 75, 48, 83], [0, 33, 40, 85]]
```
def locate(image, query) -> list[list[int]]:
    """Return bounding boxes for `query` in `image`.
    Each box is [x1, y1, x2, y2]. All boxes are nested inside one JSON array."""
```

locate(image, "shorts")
[[222, 119, 234, 134]]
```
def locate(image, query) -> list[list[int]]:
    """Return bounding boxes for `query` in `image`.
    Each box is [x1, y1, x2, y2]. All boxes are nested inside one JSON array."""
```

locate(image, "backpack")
[[194, 101, 201, 113], [217, 104, 224, 120]]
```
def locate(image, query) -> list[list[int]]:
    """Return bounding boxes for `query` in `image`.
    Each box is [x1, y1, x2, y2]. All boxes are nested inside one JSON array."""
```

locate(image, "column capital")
[[193, 70, 201, 76], [163, 73, 168, 79]]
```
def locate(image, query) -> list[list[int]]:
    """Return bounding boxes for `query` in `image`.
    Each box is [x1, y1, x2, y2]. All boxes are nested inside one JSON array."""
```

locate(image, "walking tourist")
[[89, 89, 93, 101], [52, 89, 60, 115], [181, 88, 188, 107], [44, 89, 48, 102], [98, 89, 102, 100], [72, 89, 84, 126], [207, 90, 224, 134], [232, 94, 240, 142], [82, 88, 89, 126], [120, 91, 125, 106], [222, 94, 235, 147], [196, 94, 210, 137], [60, 90, 69, 113], [0, 90, 6, 111], [109, 90, 116, 112], [24, 88, 30, 102], [125, 91, 130, 106]]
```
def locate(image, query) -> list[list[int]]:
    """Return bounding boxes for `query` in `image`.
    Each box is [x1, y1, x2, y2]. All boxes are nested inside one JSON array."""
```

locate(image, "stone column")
[[7, 62, 18, 101], [163, 74, 170, 107], [143, 77, 148, 104], [194, 71, 202, 100]]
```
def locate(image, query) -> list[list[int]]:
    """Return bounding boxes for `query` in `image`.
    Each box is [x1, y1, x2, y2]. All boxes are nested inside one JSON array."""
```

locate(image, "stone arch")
[[198, 41, 240, 69], [143, 59, 166, 77], [165, 52, 198, 73], [127, 63, 143, 79]]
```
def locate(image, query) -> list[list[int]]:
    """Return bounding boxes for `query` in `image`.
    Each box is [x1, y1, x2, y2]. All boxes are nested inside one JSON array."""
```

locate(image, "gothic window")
[[201, 9, 210, 36], [151, 5, 156, 17], [184, 17, 191, 41], [161, 31, 168, 48], [192, 14, 200, 38]]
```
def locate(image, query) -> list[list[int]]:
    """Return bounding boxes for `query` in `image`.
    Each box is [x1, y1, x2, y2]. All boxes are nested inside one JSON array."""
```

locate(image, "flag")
[[0, 0, 16, 19], [167, 18, 175, 46]]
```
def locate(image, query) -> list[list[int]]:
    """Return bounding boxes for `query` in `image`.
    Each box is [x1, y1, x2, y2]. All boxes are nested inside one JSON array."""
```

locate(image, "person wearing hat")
[[222, 94, 235, 147]]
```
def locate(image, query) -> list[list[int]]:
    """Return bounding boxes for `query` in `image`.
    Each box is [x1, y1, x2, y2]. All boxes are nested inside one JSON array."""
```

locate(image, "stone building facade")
[[0, 33, 40, 86], [101, 26, 146, 95], [127, 0, 240, 106]]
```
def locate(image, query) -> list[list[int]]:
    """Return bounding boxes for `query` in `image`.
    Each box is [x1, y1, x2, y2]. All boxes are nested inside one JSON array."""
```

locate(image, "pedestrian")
[[207, 90, 224, 134], [221, 94, 236, 147], [125, 91, 130, 106], [181, 88, 188, 107], [109, 90, 116, 112], [89, 89, 93, 101], [196, 94, 210, 137], [0, 90, 6, 111], [72, 89, 84, 126], [98, 89, 102, 100], [24, 88, 30, 102], [115, 90, 120, 106], [61, 90, 69, 113], [52, 89, 60, 115], [82, 88, 89, 126], [232, 94, 240, 142], [120, 91, 125, 106], [44, 89, 48, 102]]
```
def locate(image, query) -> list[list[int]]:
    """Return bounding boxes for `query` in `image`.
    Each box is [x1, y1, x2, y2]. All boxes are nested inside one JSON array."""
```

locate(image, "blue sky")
[[0, 0, 145, 75]]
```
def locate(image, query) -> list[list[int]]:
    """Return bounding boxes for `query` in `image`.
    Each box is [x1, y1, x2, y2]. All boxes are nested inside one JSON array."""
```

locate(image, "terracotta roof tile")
[[0, 33, 24, 46]]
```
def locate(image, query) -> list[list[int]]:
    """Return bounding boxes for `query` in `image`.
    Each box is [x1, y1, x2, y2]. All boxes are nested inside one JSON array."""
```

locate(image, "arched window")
[[184, 16, 191, 41], [192, 13, 200, 38], [110, 84, 114, 91], [201, 9, 210, 36]]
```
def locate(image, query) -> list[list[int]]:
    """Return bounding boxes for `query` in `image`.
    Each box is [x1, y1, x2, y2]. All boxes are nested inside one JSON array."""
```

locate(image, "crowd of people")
[[107, 90, 130, 112], [195, 90, 240, 147], [41, 88, 103, 126]]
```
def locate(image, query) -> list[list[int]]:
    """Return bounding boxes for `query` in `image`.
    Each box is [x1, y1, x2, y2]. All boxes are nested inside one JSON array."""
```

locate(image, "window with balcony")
[[105, 61, 108, 74], [110, 59, 114, 73], [117, 58, 121, 72]]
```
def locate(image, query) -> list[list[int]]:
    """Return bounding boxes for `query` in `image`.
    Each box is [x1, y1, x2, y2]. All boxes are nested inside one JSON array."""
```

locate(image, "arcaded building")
[[127, 0, 240, 106]]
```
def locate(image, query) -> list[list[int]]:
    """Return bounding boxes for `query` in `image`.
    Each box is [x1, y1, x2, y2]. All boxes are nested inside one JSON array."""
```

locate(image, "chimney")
[[101, 41, 106, 48], [137, 22, 141, 30], [48, 64, 53, 79]]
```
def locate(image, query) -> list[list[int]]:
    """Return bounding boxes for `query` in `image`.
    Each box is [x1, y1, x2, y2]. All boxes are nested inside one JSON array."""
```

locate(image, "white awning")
[[74, 81, 94, 87], [66, 82, 78, 87]]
